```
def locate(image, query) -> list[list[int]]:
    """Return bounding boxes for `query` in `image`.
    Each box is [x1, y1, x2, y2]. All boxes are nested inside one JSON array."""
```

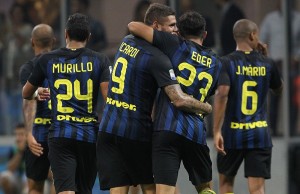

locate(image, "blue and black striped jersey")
[[218, 50, 282, 149], [99, 35, 178, 142], [19, 56, 51, 142], [28, 48, 110, 143], [153, 30, 222, 144]]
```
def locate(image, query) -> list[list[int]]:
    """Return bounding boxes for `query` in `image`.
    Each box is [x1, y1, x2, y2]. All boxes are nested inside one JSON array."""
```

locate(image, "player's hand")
[[257, 41, 268, 56], [214, 132, 226, 155], [37, 87, 50, 101], [27, 133, 43, 156]]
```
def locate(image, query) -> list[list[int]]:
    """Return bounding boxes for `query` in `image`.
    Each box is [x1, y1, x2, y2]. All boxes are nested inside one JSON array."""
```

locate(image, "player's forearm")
[[164, 84, 211, 114], [22, 81, 38, 100], [213, 94, 227, 135], [23, 99, 36, 134], [128, 22, 154, 43], [173, 94, 212, 114]]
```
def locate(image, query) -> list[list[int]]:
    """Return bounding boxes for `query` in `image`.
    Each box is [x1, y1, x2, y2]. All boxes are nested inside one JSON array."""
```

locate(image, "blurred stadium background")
[[0, 0, 299, 193]]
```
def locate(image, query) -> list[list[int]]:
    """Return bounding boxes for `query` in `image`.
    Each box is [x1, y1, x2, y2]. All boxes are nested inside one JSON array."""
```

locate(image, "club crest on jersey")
[[169, 69, 176, 80]]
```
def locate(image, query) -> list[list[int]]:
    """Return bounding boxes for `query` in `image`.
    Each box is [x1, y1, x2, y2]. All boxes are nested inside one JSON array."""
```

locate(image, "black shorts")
[[217, 148, 272, 179], [97, 132, 153, 190], [152, 131, 212, 186], [48, 138, 97, 194], [25, 142, 50, 181]]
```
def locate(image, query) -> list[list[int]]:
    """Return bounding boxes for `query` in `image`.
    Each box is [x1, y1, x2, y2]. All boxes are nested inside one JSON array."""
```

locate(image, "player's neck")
[[66, 40, 86, 49], [236, 43, 253, 52], [35, 47, 52, 56], [187, 37, 203, 46]]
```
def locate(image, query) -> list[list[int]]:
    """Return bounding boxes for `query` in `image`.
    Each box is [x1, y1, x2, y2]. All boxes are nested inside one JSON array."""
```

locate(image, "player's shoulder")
[[20, 58, 34, 70], [83, 47, 109, 59], [124, 34, 165, 56]]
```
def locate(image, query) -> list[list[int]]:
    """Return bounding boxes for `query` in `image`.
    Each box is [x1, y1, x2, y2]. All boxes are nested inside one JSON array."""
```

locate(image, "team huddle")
[[20, 2, 282, 194]]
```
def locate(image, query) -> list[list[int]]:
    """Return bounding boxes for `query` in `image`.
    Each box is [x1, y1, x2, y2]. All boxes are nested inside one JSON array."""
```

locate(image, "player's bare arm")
[[100, 82, 109, 102], [22, 81, 38, 100], [213, 85, 230, 155], [164, 84, 212, 115], [23, 99, 43, 156], [128, 22, 154, 43]]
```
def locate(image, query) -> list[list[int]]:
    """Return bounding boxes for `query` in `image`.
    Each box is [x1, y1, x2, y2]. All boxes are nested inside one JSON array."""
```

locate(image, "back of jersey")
[[220, 51, 281, 149], [32, 47, 110, 143], [99, 35, 176, 142], [153, 30, 222, 144]]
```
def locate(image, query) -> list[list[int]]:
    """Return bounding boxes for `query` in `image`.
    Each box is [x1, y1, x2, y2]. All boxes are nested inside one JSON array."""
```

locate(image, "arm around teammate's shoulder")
[[163, 84, 212, 115], [128, 21, 154, 43]]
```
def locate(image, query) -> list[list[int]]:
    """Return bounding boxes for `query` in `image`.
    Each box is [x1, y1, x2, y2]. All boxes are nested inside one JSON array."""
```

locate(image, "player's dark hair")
[[144, 3, 175, 25], [66, 13, 90, 42], [178, 11, 206, 39]]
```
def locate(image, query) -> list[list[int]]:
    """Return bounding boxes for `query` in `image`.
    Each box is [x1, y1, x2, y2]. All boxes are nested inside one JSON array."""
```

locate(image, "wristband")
[[31, 90, 38, 99]]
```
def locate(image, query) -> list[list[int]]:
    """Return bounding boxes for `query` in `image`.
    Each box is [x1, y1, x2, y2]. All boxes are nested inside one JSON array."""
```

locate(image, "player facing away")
[[213, 19, 283, 194], [128, 7, 221, 194], [19, 24, 56, 194], [97, 14, 212, 194], [22, 13, 111, 194]]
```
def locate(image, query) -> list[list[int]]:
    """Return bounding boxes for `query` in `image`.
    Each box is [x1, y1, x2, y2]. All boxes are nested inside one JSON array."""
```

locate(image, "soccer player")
[[22, 13, 110, 194], [19, 23, 55, 194], [97, 8, 212, 194], [213, 19, 283, 194], [128, 6, 221, 194]]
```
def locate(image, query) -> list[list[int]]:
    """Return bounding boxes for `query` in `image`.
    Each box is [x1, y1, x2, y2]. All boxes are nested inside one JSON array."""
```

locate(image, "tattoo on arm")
[[164, 84, 212, 114], [23, 99, 37, 134]]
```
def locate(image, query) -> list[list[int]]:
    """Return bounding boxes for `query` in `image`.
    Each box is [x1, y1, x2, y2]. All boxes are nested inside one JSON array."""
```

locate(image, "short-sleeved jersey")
[[153, 30, 222, 144], [28, 48, 110, 143], [218, 50, 282, 149], [19, 56, 51, 142], [99, 35, 178, 142]]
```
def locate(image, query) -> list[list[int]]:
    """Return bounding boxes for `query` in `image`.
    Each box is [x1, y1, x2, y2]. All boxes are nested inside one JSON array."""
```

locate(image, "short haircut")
[[32, 24, 54, 48], [66, 13, 90, 42], [233, 19, 258, 40], [144, 3, 175, 25], [178, 11, 206, 39]]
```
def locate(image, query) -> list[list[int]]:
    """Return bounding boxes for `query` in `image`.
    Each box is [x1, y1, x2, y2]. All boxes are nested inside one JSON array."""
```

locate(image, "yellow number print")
[[111, 57, 128, 94], [198, 72, 213, 102], [48, 100, 52, 110], [241, 81, 258, 115], [177, 62, 196, 86], [74, 79, 93, 113], [54, 79, 93, 113], [177, 62, 213, 102], [54, 79, 73, 113]]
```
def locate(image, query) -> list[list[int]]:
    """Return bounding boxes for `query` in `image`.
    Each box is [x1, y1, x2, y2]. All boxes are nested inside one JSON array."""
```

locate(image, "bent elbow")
[[128, 22, 136, 34], [172, 100, 186, 109]]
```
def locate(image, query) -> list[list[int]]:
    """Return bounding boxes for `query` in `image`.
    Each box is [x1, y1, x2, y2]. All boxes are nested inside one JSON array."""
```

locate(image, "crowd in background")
[[0, 0, 299, 135], [0, 0, 298, 194]]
